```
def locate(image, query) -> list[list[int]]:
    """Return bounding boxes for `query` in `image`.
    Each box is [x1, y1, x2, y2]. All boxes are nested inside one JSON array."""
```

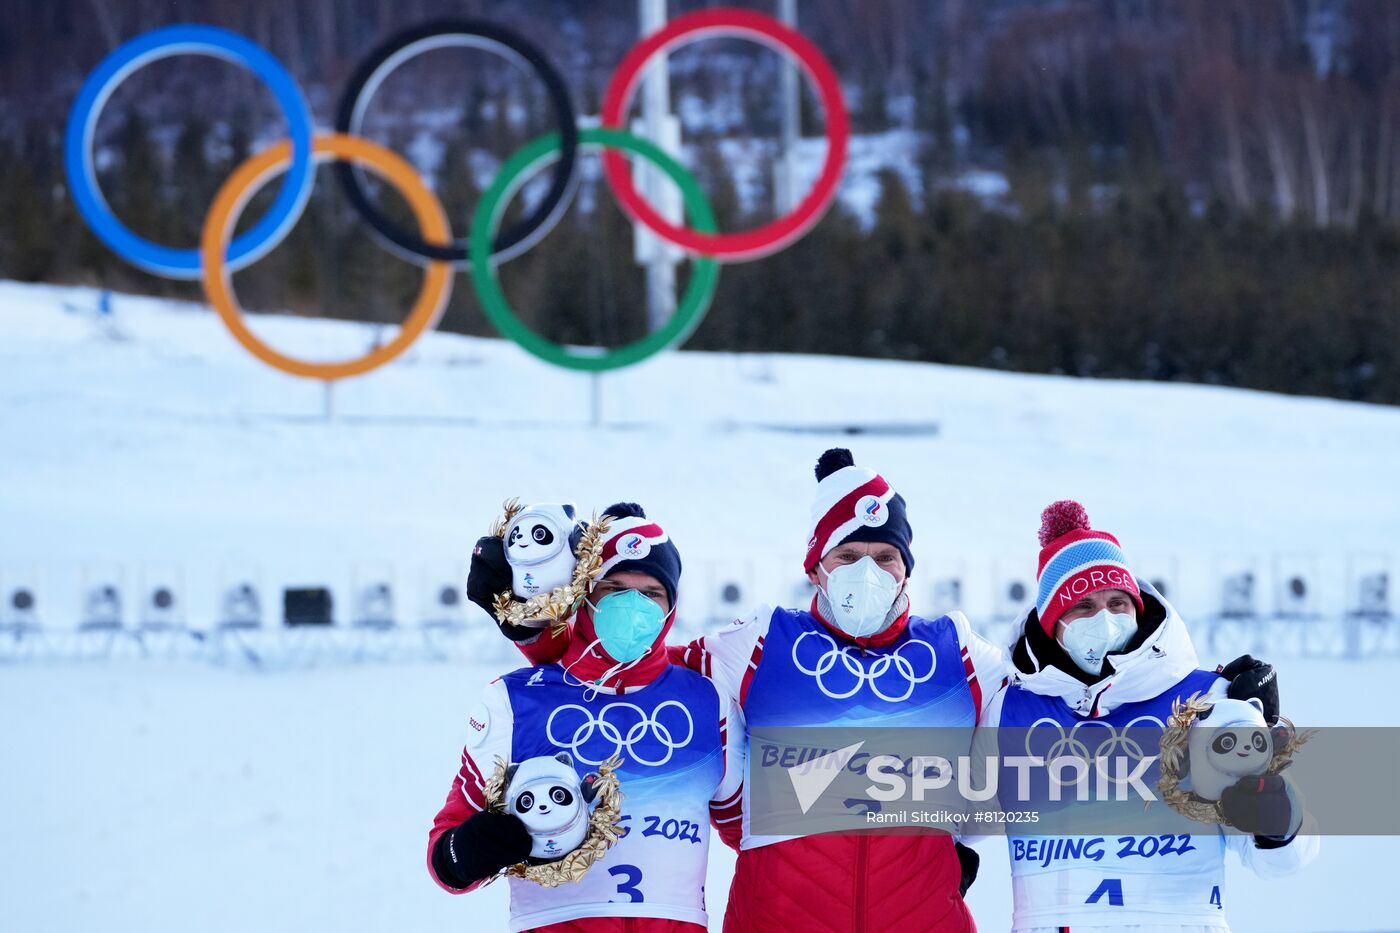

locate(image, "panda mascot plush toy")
[[1184, 696, 1275, 801], [504, 752, 603, 860], [1159, 691, 1311, 838], [504, 504, 585, 602]]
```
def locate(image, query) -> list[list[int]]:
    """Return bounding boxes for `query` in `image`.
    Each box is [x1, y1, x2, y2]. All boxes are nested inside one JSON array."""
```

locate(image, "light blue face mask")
[[589, 589, 668, 663]]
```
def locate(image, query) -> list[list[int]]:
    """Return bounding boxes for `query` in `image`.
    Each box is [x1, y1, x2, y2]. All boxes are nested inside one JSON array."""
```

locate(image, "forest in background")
[[2, 0, 1398, 404]]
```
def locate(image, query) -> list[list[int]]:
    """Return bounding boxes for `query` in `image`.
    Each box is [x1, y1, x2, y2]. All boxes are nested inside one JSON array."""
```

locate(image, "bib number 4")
[[1086, 878, 1124, 907]]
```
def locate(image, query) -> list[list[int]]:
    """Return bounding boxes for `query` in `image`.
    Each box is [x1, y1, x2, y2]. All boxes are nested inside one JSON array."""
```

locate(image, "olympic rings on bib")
[[66, 9, 848, 379], [546, 700, 696, 768], [791, 629, 938, 704], [64, 24, 315, 279], [1024, 715, 1165, 787], [470, 127, 719, 372], [600, 8, 849, 261], [201, 133, 453, 381], [334, 20, 579, 267], [1096, 715, 1164, 761]]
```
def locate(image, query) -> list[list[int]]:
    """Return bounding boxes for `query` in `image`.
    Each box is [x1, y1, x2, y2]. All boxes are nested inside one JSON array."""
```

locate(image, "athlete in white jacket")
[[972, 501, 1317, 932]]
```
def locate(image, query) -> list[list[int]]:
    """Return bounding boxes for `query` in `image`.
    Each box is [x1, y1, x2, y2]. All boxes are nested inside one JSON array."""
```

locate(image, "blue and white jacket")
[[973, 581, 1318, 931], [431, 662, 745, 932]]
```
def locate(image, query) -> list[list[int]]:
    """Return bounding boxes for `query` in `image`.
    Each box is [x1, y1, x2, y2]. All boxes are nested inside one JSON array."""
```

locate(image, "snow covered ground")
[[2, 657, 1396, 933], [2, 280, 1399, 930]]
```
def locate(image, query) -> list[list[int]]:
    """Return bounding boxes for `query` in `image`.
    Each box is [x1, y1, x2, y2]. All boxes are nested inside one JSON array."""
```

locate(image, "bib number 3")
[[609, 864, 645, 903]]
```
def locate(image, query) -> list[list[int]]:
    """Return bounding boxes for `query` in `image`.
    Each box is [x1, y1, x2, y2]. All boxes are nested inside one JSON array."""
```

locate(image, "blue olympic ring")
[[63, 24, 315, 279]]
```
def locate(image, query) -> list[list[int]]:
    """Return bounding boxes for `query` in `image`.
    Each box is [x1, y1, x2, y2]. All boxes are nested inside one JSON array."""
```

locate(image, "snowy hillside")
[[2, 281, 1399, 932], [2, 280, 1398, 636]]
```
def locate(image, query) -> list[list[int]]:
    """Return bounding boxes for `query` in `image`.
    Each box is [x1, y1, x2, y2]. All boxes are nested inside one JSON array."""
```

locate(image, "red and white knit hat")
[[803, 448, 914, 574], [1035, 500, 1143, 635], [594, 502, 681, 606]]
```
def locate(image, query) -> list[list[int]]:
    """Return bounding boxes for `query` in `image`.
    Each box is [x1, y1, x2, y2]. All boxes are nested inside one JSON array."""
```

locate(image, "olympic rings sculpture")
[[64, 10, 849, 377], [546, 700, 696, 768], [790, 629, 938, 703]]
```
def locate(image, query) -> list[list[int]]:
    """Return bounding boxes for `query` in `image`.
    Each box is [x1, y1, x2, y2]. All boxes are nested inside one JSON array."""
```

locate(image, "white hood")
[[1007, 579, 1201, 717]]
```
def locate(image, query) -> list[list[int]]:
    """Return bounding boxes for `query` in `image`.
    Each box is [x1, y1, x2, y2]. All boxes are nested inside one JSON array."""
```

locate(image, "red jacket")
[[515, 597, 1001, 932], [429, 621, 744, 931], [724, 833, 973, 932]]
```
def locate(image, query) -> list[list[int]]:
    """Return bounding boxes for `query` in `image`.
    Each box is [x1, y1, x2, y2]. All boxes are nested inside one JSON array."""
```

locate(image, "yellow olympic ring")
[[200, 133, 453, 381]]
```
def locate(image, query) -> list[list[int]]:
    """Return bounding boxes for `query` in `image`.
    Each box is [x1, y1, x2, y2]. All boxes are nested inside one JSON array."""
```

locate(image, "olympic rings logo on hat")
[[65, 10, 849, 379], [790, 629, 938, 703], [1023, 715, 1165, 786], [546, 700, 695, 768], [855, 494, 887, 527]]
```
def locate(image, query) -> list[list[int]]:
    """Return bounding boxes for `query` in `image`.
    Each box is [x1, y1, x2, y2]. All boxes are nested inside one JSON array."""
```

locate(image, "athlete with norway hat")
[[429, 502, 745, 932], [502, 450, 1009, 932], [972, 500, 1317, 932]]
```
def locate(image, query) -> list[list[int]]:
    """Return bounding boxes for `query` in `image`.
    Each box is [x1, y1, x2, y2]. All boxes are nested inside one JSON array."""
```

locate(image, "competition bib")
[[502, 664, 724, 931]]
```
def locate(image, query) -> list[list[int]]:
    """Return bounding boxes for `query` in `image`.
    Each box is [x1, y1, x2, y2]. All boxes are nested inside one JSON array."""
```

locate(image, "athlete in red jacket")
[[476, 452, 1007, 931], [434, 503, 744, 932]]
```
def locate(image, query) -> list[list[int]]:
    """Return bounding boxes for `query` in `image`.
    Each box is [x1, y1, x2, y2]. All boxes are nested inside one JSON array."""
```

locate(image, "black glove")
[[1218, 654, 1279, 725], [467, 536, 512, 617], [431, 810, 533, 889], [466, 535, 553, 643], [1218, 773, 1296, 839], [955, 841, 980, 897]]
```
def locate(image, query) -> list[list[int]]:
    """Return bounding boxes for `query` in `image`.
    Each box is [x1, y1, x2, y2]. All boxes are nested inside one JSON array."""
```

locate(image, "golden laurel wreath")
[[1156, 691, 1314, 828], [489, 497, 611, 636], [482, 755, 625, 887]]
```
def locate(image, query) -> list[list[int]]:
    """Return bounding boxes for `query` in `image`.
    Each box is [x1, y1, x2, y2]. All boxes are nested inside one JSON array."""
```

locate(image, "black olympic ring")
[[334, 19, 580, 266]]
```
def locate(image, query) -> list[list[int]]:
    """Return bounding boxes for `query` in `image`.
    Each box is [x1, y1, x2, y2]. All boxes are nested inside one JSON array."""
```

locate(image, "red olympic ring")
[[600, 7, 850, 262]]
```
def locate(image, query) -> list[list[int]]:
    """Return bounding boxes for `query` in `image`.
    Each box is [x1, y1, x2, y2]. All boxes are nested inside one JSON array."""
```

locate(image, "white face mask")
[[1059, 607, 1138, 676], [820, 555, 902, 639]]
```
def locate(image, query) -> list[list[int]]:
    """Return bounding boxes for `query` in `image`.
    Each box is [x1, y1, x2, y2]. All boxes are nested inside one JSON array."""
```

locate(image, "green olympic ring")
[[470, 127, 719, 373]]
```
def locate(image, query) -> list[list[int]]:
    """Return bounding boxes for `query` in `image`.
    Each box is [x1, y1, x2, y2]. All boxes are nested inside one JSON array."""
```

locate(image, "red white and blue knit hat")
[[595, 502, 681, 607], [803, 448, 914, 575], [1035, 500, 1143, 635]]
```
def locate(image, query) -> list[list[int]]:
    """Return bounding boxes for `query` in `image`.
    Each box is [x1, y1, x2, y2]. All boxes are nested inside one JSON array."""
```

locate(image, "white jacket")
[[972, 581, 1318, 931]]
